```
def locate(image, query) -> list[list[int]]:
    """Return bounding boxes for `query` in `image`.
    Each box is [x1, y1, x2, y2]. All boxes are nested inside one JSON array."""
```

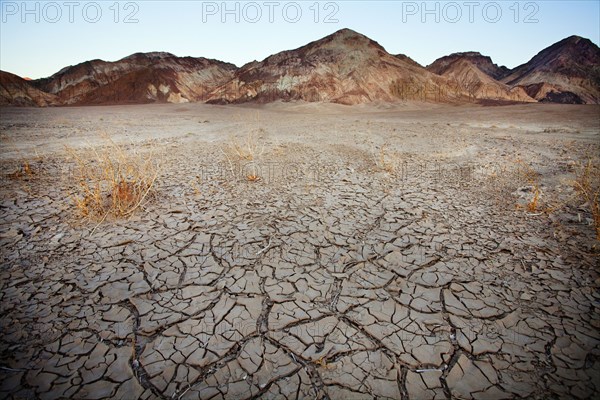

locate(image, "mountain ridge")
[[500, 35, 600, 103], [30, 53, 237, 105], [427, 52, 510, 80], [0, 70, 58, 107], [205, 28, 457, 105], [2, 30, 598, 106]]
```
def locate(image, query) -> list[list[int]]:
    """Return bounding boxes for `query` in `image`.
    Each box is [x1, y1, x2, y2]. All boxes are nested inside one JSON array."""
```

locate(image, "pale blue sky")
[[1, 0, 599, 79]]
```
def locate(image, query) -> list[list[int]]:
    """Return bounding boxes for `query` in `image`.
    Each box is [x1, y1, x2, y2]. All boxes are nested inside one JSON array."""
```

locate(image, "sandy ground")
[[0, 102, 599, 399]]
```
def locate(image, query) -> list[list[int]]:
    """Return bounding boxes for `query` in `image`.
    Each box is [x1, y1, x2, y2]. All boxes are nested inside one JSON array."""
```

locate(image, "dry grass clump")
[[8, 161, 34, 179], [514, 159, 543, 213], [245, 168, 261, 182], [221, 131, 265, 182], [66, 136, 160, 220], [508, 155, 599, 241], [226, 129, 266, 162], [483, 158, 547, 213], [372, 143, 400, 173], [527, 187, 541, 213], [572, 158, 600, 240], [221, 112, 267, 182], [7, 150, 43, 180]]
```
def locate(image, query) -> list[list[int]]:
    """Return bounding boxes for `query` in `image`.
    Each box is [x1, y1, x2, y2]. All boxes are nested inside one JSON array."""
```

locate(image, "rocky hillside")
[[0, 71, 58, 107], [427, 52, 510, 80], [426, 57, 534, 103], [502, 36, 600, 104], [31, 52, 237, 105], [206, 29, 455, 105]]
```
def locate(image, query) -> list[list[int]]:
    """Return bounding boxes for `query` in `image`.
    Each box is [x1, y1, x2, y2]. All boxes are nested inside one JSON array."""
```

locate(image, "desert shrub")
[[572, 157, 600, 240], [67, 136, 160, 220], [514, 160, 543, 212], [221, 113, 266, 182], [372, 143, 400, 173], [8, 161, 34, 179]]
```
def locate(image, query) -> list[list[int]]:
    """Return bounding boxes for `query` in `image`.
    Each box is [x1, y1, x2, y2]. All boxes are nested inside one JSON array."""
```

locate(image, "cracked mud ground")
[[1, 103, 599, 399]]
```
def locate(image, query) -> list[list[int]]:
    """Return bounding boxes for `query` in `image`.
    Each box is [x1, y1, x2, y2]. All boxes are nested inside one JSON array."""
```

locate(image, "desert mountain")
[[31, 52, 237, 105], [2, 31, 598, 106], [426, 57, 534, 103], [205, 29, 455, 105], [0, 71, 58, 106], [427, 52, 509, 80], [502, 36, 600, 104]]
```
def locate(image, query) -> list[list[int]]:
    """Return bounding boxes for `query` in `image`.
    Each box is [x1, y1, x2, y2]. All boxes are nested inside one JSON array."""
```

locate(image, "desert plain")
[[0, 101, 599, 399]]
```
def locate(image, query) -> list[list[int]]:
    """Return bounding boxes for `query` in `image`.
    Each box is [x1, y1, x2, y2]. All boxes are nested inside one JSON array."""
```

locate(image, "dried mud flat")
[[1, 102, 599, 399]]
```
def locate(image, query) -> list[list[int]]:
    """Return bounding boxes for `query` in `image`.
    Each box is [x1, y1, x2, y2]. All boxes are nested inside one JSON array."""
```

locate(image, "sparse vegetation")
[[245, 168, 261, 182], [372, 143, 400, 173], [66, 136, 160, 220], [496, 156, 600, 241], [221, 113, 267, 181], [527, 186, 541, 213], [6, 149, 43, 180], [225, 129, 266, 162], [572, 157, 600, 240], [514, 159, 543, 213], [9, 161, 34, 179]]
